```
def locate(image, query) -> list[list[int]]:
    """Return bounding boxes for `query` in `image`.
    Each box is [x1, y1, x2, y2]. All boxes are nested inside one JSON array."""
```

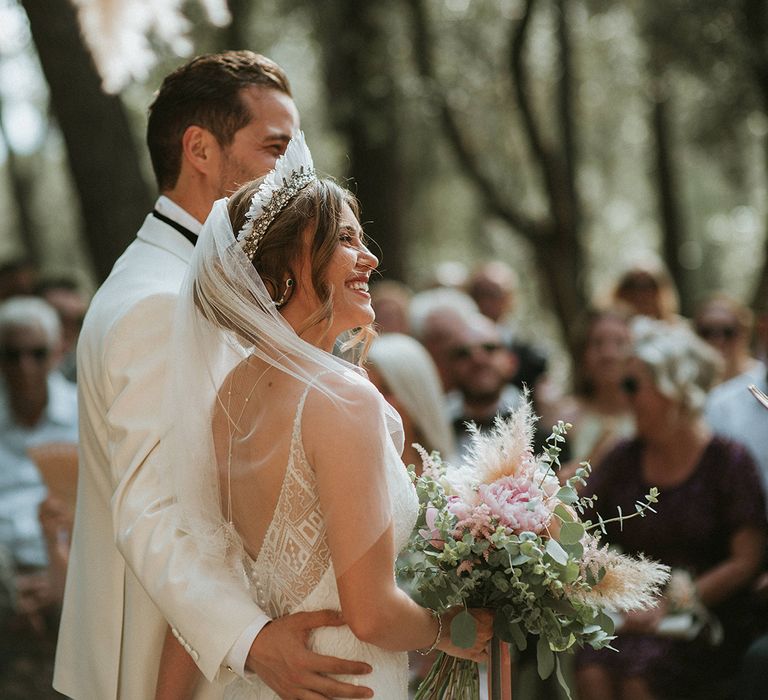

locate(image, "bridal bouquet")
[[399, 402, 670, 699]]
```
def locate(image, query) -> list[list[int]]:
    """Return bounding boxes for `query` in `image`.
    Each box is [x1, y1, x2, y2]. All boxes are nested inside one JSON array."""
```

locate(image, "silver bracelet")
[[415, 609, 443, 656]]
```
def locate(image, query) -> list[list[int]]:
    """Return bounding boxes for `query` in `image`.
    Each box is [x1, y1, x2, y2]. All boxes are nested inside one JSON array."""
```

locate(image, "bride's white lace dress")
[[225, 385, 419, 699]]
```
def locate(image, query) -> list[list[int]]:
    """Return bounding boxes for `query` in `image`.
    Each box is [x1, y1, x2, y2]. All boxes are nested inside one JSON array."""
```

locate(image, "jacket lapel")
[[135, 212, 196, 265]]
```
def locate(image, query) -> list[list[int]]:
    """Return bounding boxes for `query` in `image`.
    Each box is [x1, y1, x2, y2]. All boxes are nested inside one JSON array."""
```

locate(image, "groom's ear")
[[181, 125, 221, 177]]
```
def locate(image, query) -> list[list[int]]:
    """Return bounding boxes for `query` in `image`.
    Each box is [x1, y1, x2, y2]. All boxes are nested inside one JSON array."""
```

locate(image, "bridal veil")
[[159, 140, 401, 592]]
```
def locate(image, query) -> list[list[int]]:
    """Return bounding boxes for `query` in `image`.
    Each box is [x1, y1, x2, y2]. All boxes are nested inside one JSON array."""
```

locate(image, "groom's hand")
[[246, 610, 374, 699]]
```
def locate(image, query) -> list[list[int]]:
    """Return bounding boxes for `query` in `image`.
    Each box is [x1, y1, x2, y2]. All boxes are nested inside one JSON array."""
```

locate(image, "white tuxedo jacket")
[[54, 213, 265, 700]]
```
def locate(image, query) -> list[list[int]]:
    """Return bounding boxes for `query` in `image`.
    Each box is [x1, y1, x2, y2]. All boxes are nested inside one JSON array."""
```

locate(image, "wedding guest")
[[425, 260, 469, 290], [466, 261, 548, 392], [0, 258, 37, 302], [0, 296, 76, 698], [706, 365, 768, 507], [409, 287, 478, 392], [370, 280, 412, 335], [576, 317, 766, 700], [36, 277, 90, 383], [0, 297, 76, 574], [366, 333, 455, 471], [443, 312, 523, 456], [694, 294, 763, 386], [612, 263, 680, 322], [55, 51, 373, 700], [547, 308, 634, 482]]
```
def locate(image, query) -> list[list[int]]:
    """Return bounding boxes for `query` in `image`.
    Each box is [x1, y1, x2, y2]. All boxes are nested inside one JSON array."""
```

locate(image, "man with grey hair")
[[0, 296, 76, 569], [0, 295, 77, 694], [409, 288, 479, 392]]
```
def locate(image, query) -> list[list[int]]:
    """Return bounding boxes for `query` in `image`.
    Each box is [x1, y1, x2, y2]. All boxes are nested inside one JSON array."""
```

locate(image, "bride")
[[155, 133, 492, 699]]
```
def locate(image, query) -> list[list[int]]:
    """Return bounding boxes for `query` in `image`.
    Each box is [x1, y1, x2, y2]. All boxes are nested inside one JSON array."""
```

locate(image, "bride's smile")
[[284, 201, 378, 350]]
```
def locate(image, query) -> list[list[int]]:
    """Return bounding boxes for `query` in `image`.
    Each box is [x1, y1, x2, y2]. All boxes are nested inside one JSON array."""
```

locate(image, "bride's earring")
[[275, 278, 294, 308]]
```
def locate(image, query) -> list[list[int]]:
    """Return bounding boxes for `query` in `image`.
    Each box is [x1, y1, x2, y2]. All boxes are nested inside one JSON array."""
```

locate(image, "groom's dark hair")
[[147, 51, 292, 191]]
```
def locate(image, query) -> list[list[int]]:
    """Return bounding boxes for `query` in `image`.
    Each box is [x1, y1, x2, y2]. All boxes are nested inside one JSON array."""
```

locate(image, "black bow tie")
[[152, 209, 197, 246]]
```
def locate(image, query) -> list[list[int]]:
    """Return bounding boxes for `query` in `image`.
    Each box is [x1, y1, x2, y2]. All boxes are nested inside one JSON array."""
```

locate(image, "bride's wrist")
[[415, 609, 442, 656]]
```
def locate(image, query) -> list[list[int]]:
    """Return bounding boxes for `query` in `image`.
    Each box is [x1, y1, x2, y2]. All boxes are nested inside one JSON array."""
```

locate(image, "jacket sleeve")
[[105, 293, 269, 681]]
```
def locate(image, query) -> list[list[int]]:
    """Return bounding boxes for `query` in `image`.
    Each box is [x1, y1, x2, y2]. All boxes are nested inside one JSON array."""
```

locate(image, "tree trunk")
[[310, 0, 407, 280], [0, 107, 41, 263], [21, 0, 153, 281], [217, 0, 252, 50], [649, 75, 690, 315], [743, 0, 768, 312], [408, 0, 586, 356]]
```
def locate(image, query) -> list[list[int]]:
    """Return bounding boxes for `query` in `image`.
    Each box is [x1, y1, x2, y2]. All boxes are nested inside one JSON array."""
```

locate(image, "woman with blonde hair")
[[576, 317, 766, 700], [367, 333, 456, 472]]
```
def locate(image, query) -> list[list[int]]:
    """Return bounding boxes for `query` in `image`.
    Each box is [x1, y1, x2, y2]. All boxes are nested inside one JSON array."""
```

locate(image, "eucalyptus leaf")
[[558, 521, 585, 545], [537, 636, 555, 679], [563, 560, 581, 583], [450, 609, 478, 649], [563, 541, 584, 560], [595, 611, 615, 636], [509, 622, 528, 651], [545, 538, 569, 566], [556, 486, 578, 505], [554, 503, 575, 523]]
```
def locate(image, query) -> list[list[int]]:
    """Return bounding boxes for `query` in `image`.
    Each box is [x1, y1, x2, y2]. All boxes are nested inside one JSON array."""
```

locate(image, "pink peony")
[[477, 474, 554, 535]]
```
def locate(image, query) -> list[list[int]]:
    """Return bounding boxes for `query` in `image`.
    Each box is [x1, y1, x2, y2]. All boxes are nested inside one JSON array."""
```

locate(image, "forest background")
[[1, 0, 767, 377]]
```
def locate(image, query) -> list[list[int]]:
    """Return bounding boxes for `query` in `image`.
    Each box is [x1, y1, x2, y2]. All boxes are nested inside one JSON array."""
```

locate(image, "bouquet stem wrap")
[[413, 652, 479, 699]]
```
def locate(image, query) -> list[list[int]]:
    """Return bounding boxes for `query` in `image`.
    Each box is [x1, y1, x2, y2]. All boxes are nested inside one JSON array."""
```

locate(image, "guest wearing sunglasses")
[[576, 317, 767, 700], [0, 296, 77, 694], [694, 294, 763, 387], [442, 311, 523, 456]]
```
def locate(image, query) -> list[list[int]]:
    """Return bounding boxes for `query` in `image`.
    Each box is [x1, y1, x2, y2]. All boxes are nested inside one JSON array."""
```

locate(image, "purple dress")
[[576, 436, 767, 696]]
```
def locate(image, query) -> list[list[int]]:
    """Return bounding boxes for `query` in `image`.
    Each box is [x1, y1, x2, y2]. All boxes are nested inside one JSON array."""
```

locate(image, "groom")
[[54, 51, 373, 699]]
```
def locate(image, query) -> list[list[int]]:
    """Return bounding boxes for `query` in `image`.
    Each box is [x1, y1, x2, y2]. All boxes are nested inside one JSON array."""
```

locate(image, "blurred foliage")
[[0, 0, 765, 356]]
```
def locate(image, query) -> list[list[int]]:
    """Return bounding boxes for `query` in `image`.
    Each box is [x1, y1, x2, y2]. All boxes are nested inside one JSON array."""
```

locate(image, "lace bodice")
[[227, 384, 419, 699], [245, 388, 331, 617]]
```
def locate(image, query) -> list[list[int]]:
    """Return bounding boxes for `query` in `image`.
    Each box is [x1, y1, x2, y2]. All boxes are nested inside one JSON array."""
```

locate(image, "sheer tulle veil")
[[161, 136, 401, 584]]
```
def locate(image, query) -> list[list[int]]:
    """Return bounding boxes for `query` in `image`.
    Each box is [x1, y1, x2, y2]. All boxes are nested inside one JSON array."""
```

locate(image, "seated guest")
[[0, 296, 77, 695], [706, 364, 768, 509], [612, 263, 681, 323], [409, 287, 478, 392], [466, 261, 548, 392], [35, 276, 90, 383], [694, 293, 763, 387], [370, 280, 412, 335], [442, 312, 523, 456], [576, 317, 767, 700], [548, 308, 635, 481], [0, 258, 37, 302], [0, 296, 77, 574], [366, 333, 456, 471], [706, 359, 768, 700]]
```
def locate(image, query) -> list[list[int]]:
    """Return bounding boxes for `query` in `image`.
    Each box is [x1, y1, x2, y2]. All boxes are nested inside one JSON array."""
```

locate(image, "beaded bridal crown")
[[236, 131, 316, 260]]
